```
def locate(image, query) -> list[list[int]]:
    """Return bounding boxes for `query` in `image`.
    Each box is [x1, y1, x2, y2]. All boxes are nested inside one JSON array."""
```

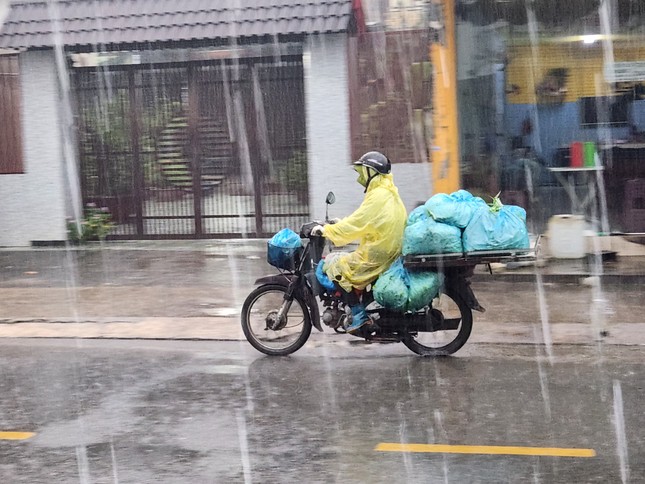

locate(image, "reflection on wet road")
[[0, 339, 642, 483]]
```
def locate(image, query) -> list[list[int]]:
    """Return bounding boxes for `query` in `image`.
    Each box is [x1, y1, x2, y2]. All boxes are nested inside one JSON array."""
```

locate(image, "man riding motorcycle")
[[312, 151, 407, 333]]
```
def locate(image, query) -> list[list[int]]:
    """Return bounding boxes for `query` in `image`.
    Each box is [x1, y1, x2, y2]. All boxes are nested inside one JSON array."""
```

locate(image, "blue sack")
[[315, 260, 336, 292], [407, 270, 444, 311], [402, 217, 463, 256], [506, 204, 527, 222], [462, 205, 530, 252], [267, 228, 303, 270], [425, 190, 487, 228], [407, 205, 431, 225], [373, 258, 409, 312]]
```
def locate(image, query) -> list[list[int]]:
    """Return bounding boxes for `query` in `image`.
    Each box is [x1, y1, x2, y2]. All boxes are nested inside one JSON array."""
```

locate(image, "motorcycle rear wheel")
[[402, 290, 472, 356], [241, 284, 312, 356]]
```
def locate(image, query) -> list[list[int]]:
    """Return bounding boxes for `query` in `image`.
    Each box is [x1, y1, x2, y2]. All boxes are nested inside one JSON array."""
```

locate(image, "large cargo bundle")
[[404, 190, 530, 255], [373, 258, 444, 312]]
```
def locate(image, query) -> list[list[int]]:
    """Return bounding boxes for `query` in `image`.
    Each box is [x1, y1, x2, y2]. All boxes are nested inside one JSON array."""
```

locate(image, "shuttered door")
[[0, 54, 24, 174]]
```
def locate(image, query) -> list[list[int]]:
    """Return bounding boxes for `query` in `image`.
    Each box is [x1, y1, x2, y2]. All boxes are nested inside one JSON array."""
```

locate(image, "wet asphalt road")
[[0, 339, 642, 483]]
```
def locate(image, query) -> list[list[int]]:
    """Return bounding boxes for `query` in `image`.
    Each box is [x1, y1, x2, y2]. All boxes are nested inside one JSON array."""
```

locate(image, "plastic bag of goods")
[[267, 228, 303, 270], [374, 258, 444, 312], [315, 260, 336, 292], [373, 258, 409, 312], [402, 217, 463, 256], [425, 189, 487, 228], [407, 205, 431, 225], [315, 252, 348, 292], [462, 199, 530, 252], [407, 270, 444, 312]]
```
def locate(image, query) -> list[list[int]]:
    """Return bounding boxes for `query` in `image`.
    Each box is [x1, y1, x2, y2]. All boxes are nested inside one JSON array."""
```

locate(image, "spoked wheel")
[[241, 284, 312, 356], [402, 290, 472, 356]]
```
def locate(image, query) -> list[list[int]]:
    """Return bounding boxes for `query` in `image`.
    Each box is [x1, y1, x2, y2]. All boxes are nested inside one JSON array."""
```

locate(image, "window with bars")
[[0, 54, 23, 174]]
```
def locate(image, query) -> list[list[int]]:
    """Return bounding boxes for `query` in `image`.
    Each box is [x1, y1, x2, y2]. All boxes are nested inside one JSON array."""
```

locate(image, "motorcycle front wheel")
[[241, 284, 312, 356], [402, 290, 473, 356]]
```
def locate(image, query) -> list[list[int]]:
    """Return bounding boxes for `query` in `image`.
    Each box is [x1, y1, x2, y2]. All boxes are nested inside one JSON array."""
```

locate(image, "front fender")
[[253, 274, 322, 332], [254, 273, 295, 286]]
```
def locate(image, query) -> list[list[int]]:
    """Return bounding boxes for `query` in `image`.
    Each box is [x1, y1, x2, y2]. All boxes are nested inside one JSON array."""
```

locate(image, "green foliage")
[[67, 204, 115, 243], [488, 193, 503, 213], [280, 150, 308, 191]]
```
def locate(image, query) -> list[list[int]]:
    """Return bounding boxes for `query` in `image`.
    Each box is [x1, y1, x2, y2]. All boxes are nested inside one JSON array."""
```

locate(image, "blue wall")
[[504, 99, 645, 165]]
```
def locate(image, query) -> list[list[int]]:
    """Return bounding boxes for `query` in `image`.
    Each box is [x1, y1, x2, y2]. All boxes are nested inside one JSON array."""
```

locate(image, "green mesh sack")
[[407, 271, 444, 311], [373, 258, 409, 311]]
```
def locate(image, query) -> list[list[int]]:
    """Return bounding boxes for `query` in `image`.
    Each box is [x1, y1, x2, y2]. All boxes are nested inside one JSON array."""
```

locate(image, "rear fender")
[[444, 271, 485, 313], [253, 274, 322, 332]]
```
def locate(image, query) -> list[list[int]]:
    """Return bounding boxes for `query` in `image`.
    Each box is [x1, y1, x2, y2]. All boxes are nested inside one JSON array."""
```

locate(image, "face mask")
[[354, 165, 370, 187]]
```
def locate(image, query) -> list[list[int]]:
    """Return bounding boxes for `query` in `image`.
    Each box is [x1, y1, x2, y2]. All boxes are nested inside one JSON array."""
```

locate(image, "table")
[[548, 165, 609, 231]]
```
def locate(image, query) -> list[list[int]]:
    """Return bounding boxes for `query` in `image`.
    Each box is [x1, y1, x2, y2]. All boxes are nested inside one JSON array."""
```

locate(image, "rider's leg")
[[340, 288, 370, 333]]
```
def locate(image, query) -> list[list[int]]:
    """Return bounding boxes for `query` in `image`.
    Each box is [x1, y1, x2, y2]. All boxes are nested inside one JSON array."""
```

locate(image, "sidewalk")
[[1, 239, 645, 346]]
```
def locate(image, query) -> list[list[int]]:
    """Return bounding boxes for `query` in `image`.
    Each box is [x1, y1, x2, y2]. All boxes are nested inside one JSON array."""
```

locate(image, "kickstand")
[[487, 263, 492, 275]]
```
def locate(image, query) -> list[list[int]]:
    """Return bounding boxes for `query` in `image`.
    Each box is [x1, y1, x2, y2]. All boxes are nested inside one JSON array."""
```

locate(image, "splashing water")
[[251, 65, 274, 179], [532, 461, 541, 484], [47, 0, 83, 231], [75, 445, 92, 484], [532, 325, 552, 422], [110, 440, 120, 484], [397, 402, 414, 482], [534, 272, 554, 363], [236, 409, 253, 484], [524, 3, 543, 155], [320, 340, 341, 432], [612, 380, 630, 484], [221, 61, 236, 145], [588, 155, 611, 343], [433, 409, 450, 484]]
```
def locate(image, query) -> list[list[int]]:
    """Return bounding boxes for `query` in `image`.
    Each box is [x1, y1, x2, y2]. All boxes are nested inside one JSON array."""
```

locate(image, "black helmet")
[[353, 151, 391, 175]]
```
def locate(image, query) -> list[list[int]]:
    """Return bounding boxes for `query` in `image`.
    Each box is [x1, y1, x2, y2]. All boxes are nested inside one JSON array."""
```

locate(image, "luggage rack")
[[404, 248, 536, 269]]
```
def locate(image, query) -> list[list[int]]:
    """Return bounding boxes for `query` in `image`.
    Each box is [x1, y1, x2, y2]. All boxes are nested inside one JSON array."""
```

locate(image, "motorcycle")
[[241, 192, 533, 357]]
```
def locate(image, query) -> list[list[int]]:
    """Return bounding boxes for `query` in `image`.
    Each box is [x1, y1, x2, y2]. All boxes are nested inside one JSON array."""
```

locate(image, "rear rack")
[[403, 249, 536, 269]]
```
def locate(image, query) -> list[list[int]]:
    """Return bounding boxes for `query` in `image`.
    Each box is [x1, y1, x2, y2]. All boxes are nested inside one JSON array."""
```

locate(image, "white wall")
[[0, 50, 66, 246], [304, 34, 433, 221], [391, 162, 433, 211], [304, 34, 363, 220]]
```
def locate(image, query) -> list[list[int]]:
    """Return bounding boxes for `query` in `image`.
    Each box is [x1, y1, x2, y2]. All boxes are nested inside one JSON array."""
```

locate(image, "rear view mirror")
[[326, 192, 336, 205]]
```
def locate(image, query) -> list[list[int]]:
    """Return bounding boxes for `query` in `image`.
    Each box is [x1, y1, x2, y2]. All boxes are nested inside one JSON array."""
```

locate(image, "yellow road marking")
[[0, 432, 35, 441], [375, 443, 596, 458]]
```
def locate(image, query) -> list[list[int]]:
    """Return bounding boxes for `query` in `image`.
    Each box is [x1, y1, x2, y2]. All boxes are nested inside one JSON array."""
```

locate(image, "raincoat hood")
[[322, 173, 407, 291], [365, 173, 397, 194]]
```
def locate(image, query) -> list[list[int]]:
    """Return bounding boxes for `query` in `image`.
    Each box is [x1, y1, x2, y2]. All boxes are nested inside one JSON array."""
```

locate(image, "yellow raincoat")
[[322, 174, 407, 291]]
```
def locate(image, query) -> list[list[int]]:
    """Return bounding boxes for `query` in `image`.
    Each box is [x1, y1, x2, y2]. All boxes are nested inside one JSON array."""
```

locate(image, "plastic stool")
[[624, 179, 645, 232]]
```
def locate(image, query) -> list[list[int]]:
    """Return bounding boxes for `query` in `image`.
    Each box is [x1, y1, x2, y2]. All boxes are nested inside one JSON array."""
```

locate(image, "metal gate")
[[73, 55, 309, 238]]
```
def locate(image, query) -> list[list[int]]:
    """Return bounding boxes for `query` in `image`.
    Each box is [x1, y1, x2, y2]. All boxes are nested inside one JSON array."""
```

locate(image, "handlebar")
[[300, 217, 339, 238], [299, 221, 324, 239]]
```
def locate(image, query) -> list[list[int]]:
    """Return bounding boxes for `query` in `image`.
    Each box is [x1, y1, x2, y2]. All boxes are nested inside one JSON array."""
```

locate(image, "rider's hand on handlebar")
[[311, 225, 324, 236]]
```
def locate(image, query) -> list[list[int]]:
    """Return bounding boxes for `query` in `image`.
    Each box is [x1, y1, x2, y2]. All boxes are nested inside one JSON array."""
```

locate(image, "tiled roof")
[[0, 0, 355, 49]]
